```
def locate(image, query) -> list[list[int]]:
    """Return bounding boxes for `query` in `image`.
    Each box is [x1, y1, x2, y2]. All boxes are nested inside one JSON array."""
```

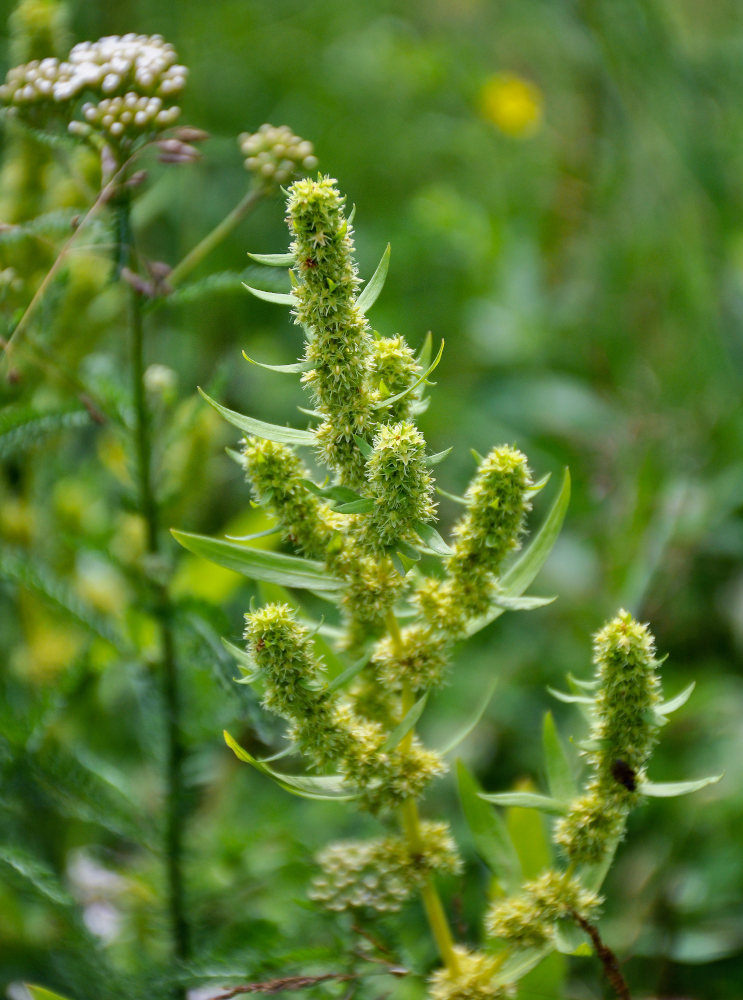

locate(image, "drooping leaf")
[[26, 986, 76, 1000], [220, 636, 258, 673], [547, 687, 594, 706], [226, 525, 281, 541], [242, 350, 314, 374], [357, 243, 390, 315], [638, 775, 723, 797], [198, 388, 316, 445], [247, 251, 295, 266], [223, 731, 354, 800], [373, 339, 444, 410], [413, 519, 452, 556], [542, 712, 578, 802], [456, 760, 522, 893], [0, 846, 73, 906], [478, 791, 567, 815], [426, 446, 453, 466], [242, 282, 296, 305], [381, 693, 428, 751], [171, 530, 343, 592], [436, 486, 468, 506], [489, 592, 555, 612], [302, 480, 364, 505], [439, 680, 497, 755]]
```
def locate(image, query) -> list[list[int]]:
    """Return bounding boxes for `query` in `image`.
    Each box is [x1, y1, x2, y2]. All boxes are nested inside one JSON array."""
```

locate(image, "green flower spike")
[[428, 948, 507, 1000]]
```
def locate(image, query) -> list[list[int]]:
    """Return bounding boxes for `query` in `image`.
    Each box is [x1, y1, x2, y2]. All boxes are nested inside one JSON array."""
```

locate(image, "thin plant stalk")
[[119, 194, 190, 979]]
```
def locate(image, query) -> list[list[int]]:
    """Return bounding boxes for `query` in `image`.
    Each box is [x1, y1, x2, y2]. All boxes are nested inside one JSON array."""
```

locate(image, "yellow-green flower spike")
[[485, 870, 602, 948], [429, 948, 508, 1000]]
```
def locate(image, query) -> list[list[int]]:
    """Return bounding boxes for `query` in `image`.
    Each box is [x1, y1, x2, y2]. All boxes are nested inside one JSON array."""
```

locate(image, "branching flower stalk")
[[179, 174, 720, 999]]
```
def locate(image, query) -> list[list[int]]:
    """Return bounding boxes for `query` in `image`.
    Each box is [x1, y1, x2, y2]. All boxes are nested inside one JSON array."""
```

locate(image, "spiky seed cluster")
[[331, 538, 406, 649], [243, 604, 346, 767], [288, 176, 376, 486], [555, 610, 663, 864], [372, 625, 449, 692], [241, 437, 339, 557], [1, 33, 186, 142], [311, 821, 461, 913], [362, 422, 436, 552], [239, 124, 318, 187], [485, 870, 602, 949], [416, 446, 533, 632], [372, 335, 422, 421], [428, 947, 508, 1000]]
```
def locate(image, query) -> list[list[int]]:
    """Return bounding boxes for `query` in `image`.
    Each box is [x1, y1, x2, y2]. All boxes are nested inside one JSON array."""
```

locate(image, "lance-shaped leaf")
[[438, 680, 497, 756], [242, 350, 315, 374], [302, 480, 364, 504], [493, 946, 555, 986], [172, 530, 343, 592], [220, 636, 258, 674], [226, 525, 281, 541], [553, 921, 593, 957], [456, 760, 522, 894], [657, 681, 696, 716], [247, 251, 295, 266], [27, 988, 76, 1000], [638, 774, 722, 797], [381, 693, 429, 752], [489, 592, 555, 612], [413, 519, 452, 556], [326, 655, 370, 694], [224, 731, 354, 800], [436, 486, 468, 506], [426, 446, 453, 466], [336, 497, 376, 514], [199, 388, 316, 446], [478, 791, 568, 815], [242, 282, 296, 305], [542, 711, 578, 802], [353, 434, 373, 459], [464, 469, 570, 637], [373, 339, 444, 410], [547, 687, 593, 706], [357, 243, 390, 315]]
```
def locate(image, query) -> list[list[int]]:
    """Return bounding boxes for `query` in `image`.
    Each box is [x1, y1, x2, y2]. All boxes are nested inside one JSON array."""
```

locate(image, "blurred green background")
[[2, 1, 743, 998]]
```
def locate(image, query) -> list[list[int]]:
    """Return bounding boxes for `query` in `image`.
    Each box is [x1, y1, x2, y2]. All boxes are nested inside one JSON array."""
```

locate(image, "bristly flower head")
[[429, 947, 509, 1000], [239, 124, 317, 188], [555, 609, 663, 864], [485, 870, 602, 948]]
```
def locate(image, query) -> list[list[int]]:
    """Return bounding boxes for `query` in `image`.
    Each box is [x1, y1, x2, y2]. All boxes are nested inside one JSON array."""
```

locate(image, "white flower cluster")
[[239, 124, 318, 186], [1, 34, 186, 143]]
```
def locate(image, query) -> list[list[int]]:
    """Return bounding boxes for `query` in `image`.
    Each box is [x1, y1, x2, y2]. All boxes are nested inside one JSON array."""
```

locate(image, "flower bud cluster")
[[372, 624, 448, 692], [416, 446, 533, 633], [239, 124, 318, 187], [361, 422, 436, 552], [311, 821, 461, 913], [485, 870, 601, 949], [330, 537, 407, 650], [241, 437, 339, 557], [554, 610, 663, 864], [1, 33, 186, 145], [429, 947, 507, 1000], [288, 176, 376, 486], [372, 335, 422, 421]]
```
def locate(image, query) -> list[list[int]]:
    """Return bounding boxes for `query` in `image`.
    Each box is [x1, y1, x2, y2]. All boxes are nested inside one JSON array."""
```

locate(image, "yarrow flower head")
[[1, 33, 187, 147], [239, 123, 317, 188]]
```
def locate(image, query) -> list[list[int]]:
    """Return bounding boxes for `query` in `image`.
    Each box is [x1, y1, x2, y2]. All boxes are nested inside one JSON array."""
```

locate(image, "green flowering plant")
[[174, 175, 721, 999]]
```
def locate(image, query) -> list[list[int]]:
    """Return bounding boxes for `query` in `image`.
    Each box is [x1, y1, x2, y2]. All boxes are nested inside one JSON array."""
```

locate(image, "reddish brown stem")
[[571, 911, 631, 1000]]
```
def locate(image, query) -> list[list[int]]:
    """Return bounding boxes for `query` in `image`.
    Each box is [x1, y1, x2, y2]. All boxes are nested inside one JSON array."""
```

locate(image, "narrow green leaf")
[[381, 693, 428, 752], [220, 636, 258, 672], [436, 486, 468, 506], [489, 592, 555, 611], [657, 681, 696, 716], [413, 519, 452, 556], [242, 282, 296, 305], [27, 986, 76, 1000], [579, 837, 621, 894], [396, 539, 422, 561], [225, 525, 281, 541], [302, 480, 362, 504], [426, 446, 453, 466], [353, 434, 373, 459], [373, 339, 444, 410], [478, 791, 567, 815], [198, 387, 316, 446], [242, 350, 314, 374], [547, 687, 594, 705], [357, 243, 390, 315], [416, 330, 432, 368], [225, 446, 244, 465], [639, 774, 722, 797], [470, 448, 485, 464], [171, 530, 343, 592], [438, 680, 497, 756], [554, 922, 593, 956], [566, 672, 598, 691], [247, 251, 295, 266], [456, 760, 522, 893], [326, 655, 370, 694], [542, 712, 578, 802], [0, 406, 91, 460], [336, 497, 375, 514], [224, 731, 354, 800], [493, 946, 554, 986]]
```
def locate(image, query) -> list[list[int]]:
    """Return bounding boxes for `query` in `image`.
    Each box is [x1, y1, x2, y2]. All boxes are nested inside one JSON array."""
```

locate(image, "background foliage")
[[1, 1, 742, 998]]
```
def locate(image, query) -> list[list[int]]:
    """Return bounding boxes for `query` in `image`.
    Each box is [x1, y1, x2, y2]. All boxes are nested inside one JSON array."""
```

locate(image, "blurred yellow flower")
[[479, 72, 543, 138]]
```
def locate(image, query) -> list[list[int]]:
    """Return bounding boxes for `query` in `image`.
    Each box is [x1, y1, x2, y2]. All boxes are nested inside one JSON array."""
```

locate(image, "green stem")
[[168, 185, 264, 288], [386, 610, 460, 979], [120, 196, 189, 978]]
